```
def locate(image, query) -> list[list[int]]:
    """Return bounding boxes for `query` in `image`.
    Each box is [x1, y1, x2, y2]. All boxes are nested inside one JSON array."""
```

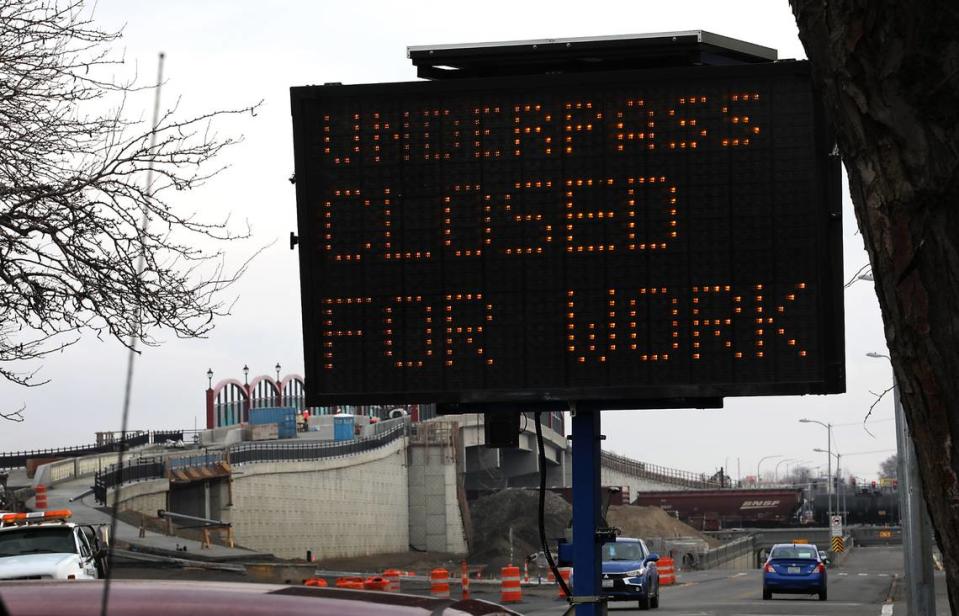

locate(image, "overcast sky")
[[0, 1, 898, 482]]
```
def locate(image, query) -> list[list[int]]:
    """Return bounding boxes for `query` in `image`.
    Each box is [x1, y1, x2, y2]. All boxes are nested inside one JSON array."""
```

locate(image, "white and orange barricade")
[[382, 568, 401, 592], [523, 561, 530, 583], [430, 568, 450, 599], [658, 557, 675, 585], [557, 566, 573, 598], [460, 561, 470, 600], [500, 565, 522, 603], [34, 484, 47, 510]]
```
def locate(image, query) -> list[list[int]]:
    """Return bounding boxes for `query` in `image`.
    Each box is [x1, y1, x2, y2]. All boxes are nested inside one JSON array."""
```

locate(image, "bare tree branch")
[[0, 0, 259, 418], [863, 384, 896, 436], [0, 403, 25, 422]]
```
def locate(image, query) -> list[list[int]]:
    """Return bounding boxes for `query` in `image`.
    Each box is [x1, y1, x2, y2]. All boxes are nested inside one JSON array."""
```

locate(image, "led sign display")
[[290, 61, 844, 406]]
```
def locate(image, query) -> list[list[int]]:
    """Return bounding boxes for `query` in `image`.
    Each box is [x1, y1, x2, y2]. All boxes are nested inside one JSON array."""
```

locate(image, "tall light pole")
[[814, 449, 843, 521], [757, 454, 782, 485], [774, 458, 799, 483], [799, 418, 833, 518], [784, 459, 811, 486], [868, 351, 935, 616]]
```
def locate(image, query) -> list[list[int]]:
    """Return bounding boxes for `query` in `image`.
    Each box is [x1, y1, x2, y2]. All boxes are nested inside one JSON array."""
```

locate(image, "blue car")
[[762, 543, 828, 601], [600, 537, 660, 610]]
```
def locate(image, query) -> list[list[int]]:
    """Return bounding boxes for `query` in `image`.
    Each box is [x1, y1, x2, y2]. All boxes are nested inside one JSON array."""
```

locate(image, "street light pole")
[[815, 448, 843, 523], [868, 351, 935, 616], [775, 458, 797, 483], [800, 419, 833, 518], [757, 455, 782, 485]]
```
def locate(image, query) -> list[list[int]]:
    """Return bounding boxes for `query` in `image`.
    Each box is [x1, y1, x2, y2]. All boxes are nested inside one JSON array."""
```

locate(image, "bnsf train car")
[[807, 490, 899, 526], [633, 489, 804, 530]]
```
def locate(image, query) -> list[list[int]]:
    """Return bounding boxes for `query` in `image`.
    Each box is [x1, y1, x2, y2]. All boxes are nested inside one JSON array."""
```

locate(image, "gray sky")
[[0, 1, 898, 482]]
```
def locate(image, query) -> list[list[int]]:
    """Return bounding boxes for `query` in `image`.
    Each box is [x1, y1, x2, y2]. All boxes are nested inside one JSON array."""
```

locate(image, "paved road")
[[109, 544, 918, 616], [513, 545, 901, 616], [43, 477, 267, 561]]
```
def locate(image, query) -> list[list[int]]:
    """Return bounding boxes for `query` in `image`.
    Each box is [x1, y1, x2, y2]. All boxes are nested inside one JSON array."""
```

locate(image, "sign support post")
[[571, 406, 603, 616]]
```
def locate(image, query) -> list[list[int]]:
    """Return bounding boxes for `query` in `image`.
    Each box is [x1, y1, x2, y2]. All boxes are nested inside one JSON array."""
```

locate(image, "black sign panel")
[[290, 61, 844, 407]]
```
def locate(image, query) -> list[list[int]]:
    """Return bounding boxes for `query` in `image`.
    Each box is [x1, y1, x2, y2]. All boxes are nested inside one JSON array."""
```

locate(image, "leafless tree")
[[0, 0, 259, 418], [791, 0, 959, 610], [879, 454, 898, 480]]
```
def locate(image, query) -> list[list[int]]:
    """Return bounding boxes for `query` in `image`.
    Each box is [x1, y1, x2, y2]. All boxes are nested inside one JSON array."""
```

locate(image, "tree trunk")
[[790, 0, 959, 611]]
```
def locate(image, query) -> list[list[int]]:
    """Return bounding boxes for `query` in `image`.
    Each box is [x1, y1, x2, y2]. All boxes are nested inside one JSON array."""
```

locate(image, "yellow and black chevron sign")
[[831, 536, 845, 553]]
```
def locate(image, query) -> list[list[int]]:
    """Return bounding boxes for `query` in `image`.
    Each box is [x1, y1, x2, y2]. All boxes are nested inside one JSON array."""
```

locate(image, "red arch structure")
[[206, 374, 307, 429], [203, 371, 448, 430]]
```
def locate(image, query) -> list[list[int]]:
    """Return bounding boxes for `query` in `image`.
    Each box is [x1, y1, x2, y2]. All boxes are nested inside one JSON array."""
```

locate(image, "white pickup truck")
[[0, 510, 108, 580]]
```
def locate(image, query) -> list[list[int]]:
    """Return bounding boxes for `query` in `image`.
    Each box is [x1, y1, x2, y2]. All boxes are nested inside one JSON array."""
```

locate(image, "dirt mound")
[[606, 505, 719, 546], [468, 488, 571, 571]]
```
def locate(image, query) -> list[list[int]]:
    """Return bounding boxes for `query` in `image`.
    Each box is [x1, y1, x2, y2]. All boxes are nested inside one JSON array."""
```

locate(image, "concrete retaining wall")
[[228, 436, 409, 560], [407, 421, 469, 555], [35, 452, 126, 487], [105, 478, 169, 515], [601, 465, 689, 496]]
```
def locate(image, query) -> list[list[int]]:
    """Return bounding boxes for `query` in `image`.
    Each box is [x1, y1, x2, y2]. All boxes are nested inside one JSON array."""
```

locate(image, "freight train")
[[633, 486, 898, 530]]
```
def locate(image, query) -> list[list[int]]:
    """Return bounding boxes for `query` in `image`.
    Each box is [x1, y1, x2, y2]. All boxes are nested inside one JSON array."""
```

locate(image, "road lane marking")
[[881, 603, 894, 615], [859, 572, 869, 576]]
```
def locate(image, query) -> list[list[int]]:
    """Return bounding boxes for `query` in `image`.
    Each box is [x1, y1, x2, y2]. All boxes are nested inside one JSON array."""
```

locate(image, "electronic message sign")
[[290, 61, 844, 407]]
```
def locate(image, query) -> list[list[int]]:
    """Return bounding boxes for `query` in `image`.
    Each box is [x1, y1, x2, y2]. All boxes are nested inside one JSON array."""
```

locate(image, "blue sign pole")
[[571, 407, 602, 616]]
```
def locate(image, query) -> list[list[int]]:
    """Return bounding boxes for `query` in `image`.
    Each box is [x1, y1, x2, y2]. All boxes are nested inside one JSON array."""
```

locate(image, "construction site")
[[0, 408, 762, 589]]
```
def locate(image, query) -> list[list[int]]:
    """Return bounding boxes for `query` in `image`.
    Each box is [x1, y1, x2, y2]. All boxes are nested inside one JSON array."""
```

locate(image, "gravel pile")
[[468, 490, 718, 571], [468, 488, 571, 572], [606, 504, 719, 546]]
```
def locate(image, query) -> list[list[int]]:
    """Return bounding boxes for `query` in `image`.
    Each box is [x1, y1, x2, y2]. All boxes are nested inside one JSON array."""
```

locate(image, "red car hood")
[[0, 579, 522, 616]]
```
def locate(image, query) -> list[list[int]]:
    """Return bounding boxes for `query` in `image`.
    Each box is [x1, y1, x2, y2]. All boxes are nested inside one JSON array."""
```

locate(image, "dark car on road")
[[762, 543, 828, 601], [600, 537, 661, 610]]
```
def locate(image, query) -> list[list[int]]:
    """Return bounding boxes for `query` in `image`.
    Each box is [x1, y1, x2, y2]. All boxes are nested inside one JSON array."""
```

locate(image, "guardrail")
[[93, 421, 409, 503], [600, 450, 722, 490], [227, 423, 406, 465], [168, 451, 227, 471], [1, 431, 184, 470], [93, 457, 166, 504], [695, 535, 755, 570]]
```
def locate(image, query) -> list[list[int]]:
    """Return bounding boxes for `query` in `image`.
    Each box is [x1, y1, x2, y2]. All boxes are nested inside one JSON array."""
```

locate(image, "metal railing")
[[93, 457, 166, 504], [168, 451, 227, 470], [695, 535, 755, 570], [601, 450, 722, 490], [0, 431, 171, 470], [91, 421, 409, 504], [227, 423, 406, 466]]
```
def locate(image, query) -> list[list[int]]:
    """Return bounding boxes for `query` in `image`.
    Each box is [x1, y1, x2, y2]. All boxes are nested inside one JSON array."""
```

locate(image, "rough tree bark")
[[791, 0, 959, 610]]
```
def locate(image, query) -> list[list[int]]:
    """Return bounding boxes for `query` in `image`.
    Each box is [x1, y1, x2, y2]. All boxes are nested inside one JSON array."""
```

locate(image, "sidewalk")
[[891, 572, 950, 615]]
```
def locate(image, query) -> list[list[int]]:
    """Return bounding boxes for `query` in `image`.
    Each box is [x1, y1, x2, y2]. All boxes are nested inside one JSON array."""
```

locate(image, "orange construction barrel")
[[557, 566, 573, 598], [500, 565, 522, 603], [335, 576, 366, 590], [658, 557, 675, 585], [430, 568, 450, 599], [34, 484, 47, 510], [460, 561, 471, 600], [303, 577, 328, 587], [363, 576, 390, 591], [382, 568, 402, 592]]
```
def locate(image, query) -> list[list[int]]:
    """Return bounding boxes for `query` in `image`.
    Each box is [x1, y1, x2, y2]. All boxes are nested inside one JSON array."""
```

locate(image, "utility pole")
[[868, 351, 935, 615], [894, 374, 936, 615]]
